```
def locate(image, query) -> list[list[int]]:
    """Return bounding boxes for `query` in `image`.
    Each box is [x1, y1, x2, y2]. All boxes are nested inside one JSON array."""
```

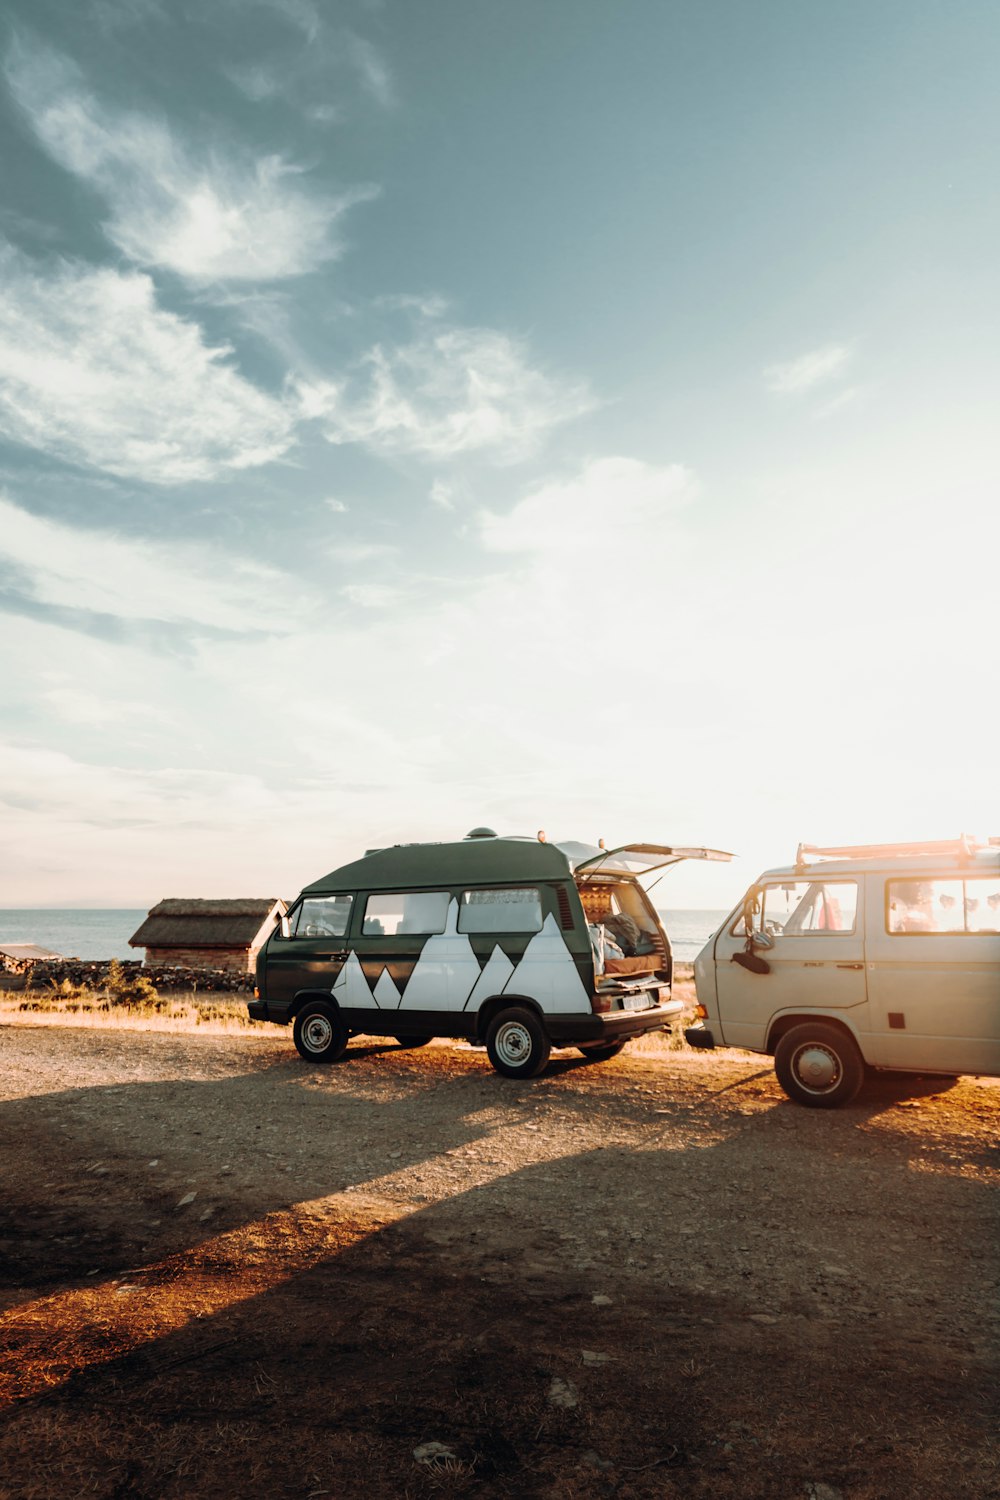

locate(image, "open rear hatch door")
[[559, 842, 733, 878]]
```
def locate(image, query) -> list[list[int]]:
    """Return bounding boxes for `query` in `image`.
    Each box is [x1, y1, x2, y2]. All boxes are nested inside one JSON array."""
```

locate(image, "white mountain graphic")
[[465, 943, 515, 1010], [330, 904, 592, 1017], [332, 950, 377, 1007], [373, 968, 402, 1008], [397, 898, 482, 1011], [500, 913, 591, 1013]]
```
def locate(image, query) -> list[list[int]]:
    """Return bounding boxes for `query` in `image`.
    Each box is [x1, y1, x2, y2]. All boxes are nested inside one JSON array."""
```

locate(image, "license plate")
[[623, 993, 652, 1011]]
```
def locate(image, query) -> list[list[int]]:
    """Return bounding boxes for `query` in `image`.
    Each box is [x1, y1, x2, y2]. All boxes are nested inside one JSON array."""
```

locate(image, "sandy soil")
[[0, 1020, 997, 1500]]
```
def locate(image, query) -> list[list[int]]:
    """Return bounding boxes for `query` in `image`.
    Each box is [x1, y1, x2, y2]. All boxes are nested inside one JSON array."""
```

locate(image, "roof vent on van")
[[465, 827, 497, 840]]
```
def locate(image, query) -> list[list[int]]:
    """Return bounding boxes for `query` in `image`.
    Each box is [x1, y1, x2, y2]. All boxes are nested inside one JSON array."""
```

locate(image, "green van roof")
[[301, 837, 574, 894]]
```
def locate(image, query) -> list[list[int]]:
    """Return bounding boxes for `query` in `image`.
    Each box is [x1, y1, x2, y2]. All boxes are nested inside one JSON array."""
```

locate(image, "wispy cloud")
[[39, 684, 172, 728], [480, 455, 694, 557], [310, 322, 592, 461], [248, 0, 322, 45], [0, 248, 294, 483], [346, 33, 394, 109], [223, 62, 281, 103], [91, 0, 168, 33], [0, 492, 305, 635], [5, 39, 375, 282], [764, 344, 852, 395], [341, 582, 399, 607]]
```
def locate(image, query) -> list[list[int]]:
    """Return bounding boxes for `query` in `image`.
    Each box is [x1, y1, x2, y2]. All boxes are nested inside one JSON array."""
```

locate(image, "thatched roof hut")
[[128, 898, 285, 974]]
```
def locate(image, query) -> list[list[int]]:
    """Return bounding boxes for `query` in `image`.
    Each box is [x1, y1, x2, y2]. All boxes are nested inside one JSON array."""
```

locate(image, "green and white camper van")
[[249, 829, 731, 1078], [687, 837, 1000, 1107]]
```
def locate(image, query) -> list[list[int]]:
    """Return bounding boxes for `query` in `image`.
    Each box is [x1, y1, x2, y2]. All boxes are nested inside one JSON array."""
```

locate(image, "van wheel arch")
[[475, 994, 545, 1041], [290, 989, 342, 1021], [766, 1013, 859, 1057]]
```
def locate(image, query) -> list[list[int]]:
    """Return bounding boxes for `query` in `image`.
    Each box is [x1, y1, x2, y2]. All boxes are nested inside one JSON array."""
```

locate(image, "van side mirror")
[[280, 915, 291, 939], [741, 885, 763, 933]]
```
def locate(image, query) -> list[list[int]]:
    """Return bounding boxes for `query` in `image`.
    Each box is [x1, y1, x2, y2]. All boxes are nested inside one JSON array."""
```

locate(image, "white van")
[[686, 838, 1000, 1106]]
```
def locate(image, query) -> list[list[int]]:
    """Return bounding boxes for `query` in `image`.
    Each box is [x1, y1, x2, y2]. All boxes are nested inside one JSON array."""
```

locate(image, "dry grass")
[[0, 987, 284, 1037], [0, 965, 699, 1047]]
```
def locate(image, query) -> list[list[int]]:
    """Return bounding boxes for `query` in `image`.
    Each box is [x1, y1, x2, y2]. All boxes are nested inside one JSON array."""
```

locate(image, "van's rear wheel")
[[578, 1040, 627, 1062], [485, 1007, 551, 1079], [774, 1023, 864, 1108], [293, 1001, 349, 1063]]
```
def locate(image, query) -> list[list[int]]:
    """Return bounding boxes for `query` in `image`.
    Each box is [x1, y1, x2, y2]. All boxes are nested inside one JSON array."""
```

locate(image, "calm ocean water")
[[0, 911, 147, 961], [2, 907, 731, 964], [657, 909, 731, 963]]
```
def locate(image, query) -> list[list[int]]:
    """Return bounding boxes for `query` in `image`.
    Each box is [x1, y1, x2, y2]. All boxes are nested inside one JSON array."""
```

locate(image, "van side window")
[[363, 891, 450, 936], [458, 887, 543, 934], [887, 876, 1000, 934], [761, 880, 858, 936], [294, 895, 353, 938]]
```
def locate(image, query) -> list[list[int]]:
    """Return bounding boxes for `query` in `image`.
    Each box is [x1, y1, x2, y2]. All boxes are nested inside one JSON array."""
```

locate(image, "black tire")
[[485, 1006, 551, 1079], [774, 1022, 864, 1108], [577, 1040, 628, 1063], [293, 1001, 349, 1063], [393, 1036, 433, 1049]]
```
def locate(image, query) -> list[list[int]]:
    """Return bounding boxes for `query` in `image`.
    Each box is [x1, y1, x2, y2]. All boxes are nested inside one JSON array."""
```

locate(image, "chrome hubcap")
[[793, 1042, 840, 1092], [495, 1020, 532, 1067]]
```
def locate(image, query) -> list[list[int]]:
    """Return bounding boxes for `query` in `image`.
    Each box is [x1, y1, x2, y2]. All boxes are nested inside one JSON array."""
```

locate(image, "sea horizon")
[[0, 906, 731, 964]]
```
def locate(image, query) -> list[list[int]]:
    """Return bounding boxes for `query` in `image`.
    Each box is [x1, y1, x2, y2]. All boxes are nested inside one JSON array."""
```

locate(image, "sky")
[[0, 0, 997, 910]]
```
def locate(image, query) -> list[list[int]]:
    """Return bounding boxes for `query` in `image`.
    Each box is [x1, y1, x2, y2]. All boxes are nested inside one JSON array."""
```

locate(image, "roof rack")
[[795, 836, 994, 867]]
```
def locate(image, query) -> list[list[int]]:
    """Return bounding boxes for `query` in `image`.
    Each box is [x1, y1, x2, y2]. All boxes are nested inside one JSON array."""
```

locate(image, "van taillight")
[[592, 993, 612, 1014], [695, 1003, 707, 1019]]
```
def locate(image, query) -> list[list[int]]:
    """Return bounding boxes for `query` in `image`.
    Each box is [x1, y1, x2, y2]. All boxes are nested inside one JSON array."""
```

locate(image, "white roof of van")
[[758, 837, 1000, 882]]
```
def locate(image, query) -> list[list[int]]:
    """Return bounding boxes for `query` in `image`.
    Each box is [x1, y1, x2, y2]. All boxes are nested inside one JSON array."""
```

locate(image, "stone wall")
[[142, 945, 253, 975], [8, 957, 255, 994]]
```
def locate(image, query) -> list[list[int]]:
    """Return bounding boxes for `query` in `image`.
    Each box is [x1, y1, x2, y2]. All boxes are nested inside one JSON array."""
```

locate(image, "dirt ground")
[[0, 1017, 997, 1500]]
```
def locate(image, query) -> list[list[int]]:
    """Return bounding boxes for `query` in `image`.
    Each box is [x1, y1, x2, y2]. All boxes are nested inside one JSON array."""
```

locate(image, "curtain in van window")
[[363, 892, 450, 936], [457, 888, 542, 934], [887, 876, 1000, 934]]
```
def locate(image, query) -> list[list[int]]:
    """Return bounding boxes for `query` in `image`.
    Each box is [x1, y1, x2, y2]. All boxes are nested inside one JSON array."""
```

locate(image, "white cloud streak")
[[0, 492, 302, 633], [346, 33, 394, 109], [764, 344, 852, 395], [480, 455, 695, 556], [6, 40, 374, 282], [311, 325, 592, 460], [0, 248, 294, 483]]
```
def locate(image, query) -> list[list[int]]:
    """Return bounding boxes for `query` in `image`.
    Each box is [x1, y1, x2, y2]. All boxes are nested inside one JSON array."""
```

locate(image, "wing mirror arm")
[[731, 886, 773, 973]]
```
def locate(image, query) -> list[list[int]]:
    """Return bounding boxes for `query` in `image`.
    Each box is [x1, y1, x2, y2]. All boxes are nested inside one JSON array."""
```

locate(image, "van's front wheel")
[[774, 1023, 864, 1108], [485, 1007, 551, 1079], [293, 1002, 349, 1063]]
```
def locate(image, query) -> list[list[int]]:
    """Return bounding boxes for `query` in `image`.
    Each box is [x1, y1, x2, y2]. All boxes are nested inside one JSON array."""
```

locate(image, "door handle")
[[836, 962, 864, 970], [314, 950, 349, 960]]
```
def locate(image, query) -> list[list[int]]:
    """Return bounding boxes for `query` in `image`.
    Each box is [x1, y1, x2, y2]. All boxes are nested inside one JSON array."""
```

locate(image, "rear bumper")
[[684, 1023, 716, 1050], [547, 998, 683, 1045], [247, 999, 273, 1023]]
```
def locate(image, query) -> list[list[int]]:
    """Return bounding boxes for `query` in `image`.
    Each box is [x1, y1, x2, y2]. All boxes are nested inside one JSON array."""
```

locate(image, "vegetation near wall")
[[4, 957, 255, 994]]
